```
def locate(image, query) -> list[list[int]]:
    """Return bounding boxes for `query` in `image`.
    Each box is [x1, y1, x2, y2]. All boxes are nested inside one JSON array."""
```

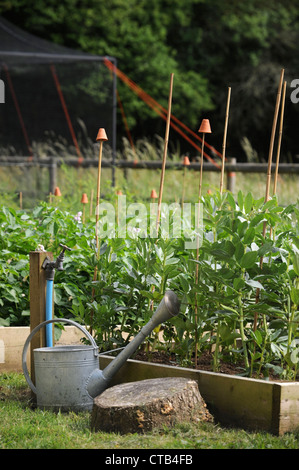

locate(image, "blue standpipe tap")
[[42, 244, 71, 347]]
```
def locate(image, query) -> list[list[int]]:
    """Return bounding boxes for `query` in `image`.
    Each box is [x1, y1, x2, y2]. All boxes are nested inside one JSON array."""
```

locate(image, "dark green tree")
[[1, 0, 299, 161]]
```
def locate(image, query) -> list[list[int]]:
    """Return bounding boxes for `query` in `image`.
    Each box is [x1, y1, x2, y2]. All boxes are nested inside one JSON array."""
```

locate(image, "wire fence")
[[1, 156, 299, 206]]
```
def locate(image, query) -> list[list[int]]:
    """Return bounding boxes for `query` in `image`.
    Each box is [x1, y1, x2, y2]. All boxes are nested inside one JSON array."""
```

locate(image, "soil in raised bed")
[[133, 350, 285, 381]]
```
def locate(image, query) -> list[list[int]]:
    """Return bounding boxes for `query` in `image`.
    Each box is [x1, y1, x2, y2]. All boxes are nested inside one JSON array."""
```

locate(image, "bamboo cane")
[[89, 188, 94, 217], [81, 193, 88, 224], [220, 87, 231, 194], [95, 141, 104, 252], [116, 189, 123, 226], [263, 68, 285, 209], [198, 119, 212, 201], [273, 80, 287, 197], [194, 141, 204, 365], [262, 68, 284, 241], [254, 69, 284, 331], [268, 80, 287, 244], [156, 73, 174, 234], [195, 119, 212, 364], [198, 134, 205, 202], [149, 74, 174, 315], [181, 156, 190, 207], [91, 128, 108, 333]]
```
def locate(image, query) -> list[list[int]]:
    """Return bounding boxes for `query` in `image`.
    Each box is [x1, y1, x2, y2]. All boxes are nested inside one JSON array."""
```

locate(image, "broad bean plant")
[[0, 190, 299, 379]]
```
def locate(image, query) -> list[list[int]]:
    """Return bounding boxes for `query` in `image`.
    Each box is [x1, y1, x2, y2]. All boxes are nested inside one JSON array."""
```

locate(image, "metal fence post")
[[49, 158, 57, 195]]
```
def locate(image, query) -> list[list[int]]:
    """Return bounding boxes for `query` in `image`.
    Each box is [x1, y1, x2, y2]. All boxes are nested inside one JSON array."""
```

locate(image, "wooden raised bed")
[[99, 355, 299, 436]]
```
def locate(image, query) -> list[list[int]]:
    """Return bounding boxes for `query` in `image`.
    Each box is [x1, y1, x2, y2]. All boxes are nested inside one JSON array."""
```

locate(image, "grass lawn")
[[1, 372, 299, 450]]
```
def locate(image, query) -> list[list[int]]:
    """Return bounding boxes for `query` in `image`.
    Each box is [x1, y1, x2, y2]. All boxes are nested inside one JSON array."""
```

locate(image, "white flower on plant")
[[74, 211, 82, 223]]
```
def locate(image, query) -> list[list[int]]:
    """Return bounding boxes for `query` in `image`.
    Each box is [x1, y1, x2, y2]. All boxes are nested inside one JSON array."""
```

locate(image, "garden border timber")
[[98, 355, 299, 436]]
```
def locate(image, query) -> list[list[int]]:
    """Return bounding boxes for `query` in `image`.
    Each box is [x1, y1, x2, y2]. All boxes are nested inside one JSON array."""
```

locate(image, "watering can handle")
[[22, 318, 98, 395]]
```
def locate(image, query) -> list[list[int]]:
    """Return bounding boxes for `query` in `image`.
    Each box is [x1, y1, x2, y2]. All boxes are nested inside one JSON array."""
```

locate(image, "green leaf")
[[237, 220, 248, 238], [237, 190, 243, 211], [258, 242, 273, 257], [290, 287, 299, 306], [5, 288, 18, 302], [249, 213, 266, 227], [245, 279, 264, 290], [250, 329, 263, 346], [292, 253, 299, 276], [239, 251, 258, 269], [218, 267, 235, 279], [253, 197, 265, 210], [234, 241, 245, 262], [291, 348, 299, 364], [219, 324, 240, 343], [165, 257, 180, 265], [210, 248, 231, 261], [62, 283, 79, 297], [243, 227, 255, 245], [178, 274, 190, 293], [233, 277, 245, 290], [21, 310, 30, 317], [54, 289, 63, 305], [249, 351, 262, 361], [263, 198, 277, 211], [226, 192, 236, 210], [291, 236, 299, 251], [154, 245, 164, 262], [225, 240, 235, 257], [244, 192, 253, 214]]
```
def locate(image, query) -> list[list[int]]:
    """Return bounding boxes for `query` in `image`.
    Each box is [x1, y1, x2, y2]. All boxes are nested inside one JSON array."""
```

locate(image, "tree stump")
[[91, 377, 213, 434]]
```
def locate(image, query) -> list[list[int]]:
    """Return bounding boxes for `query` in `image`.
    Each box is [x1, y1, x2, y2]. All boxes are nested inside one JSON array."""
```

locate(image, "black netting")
[[0, 16, 116, 158]]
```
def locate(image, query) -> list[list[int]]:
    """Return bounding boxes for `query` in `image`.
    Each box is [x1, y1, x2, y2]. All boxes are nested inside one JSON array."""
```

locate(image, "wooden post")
[[29, 251, 53, 386], [226, 157, 236, 193]]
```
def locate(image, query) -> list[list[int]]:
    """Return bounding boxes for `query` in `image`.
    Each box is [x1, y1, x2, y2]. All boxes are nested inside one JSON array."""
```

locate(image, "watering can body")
[[22, 291, 180, 412], [33, 344, 100, 412], [23, 318, 101, 412]]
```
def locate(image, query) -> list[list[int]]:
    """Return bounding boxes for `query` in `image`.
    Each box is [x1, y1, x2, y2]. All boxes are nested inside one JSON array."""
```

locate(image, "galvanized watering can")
[[22, 290, 180, 412]]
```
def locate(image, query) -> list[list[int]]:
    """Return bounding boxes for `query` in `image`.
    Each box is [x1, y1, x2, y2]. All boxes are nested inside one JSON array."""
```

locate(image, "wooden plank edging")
[[99, 355, 299, 435]]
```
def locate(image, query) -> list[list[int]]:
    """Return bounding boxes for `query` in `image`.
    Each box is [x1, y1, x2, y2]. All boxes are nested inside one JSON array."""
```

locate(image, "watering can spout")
[[86, 290, 181, 398]]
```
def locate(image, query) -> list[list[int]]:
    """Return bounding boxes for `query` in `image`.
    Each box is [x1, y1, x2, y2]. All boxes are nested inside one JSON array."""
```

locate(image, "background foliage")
[[1, 0, 299, 161]]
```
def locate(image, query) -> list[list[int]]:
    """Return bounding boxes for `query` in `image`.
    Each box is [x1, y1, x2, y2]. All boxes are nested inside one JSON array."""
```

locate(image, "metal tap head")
[[59, 243, 72, 253], [55, 243, 72, 271]]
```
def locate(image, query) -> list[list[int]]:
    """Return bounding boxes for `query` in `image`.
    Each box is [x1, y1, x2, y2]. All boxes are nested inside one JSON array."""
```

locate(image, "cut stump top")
[[91, 377, 213, 434]]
